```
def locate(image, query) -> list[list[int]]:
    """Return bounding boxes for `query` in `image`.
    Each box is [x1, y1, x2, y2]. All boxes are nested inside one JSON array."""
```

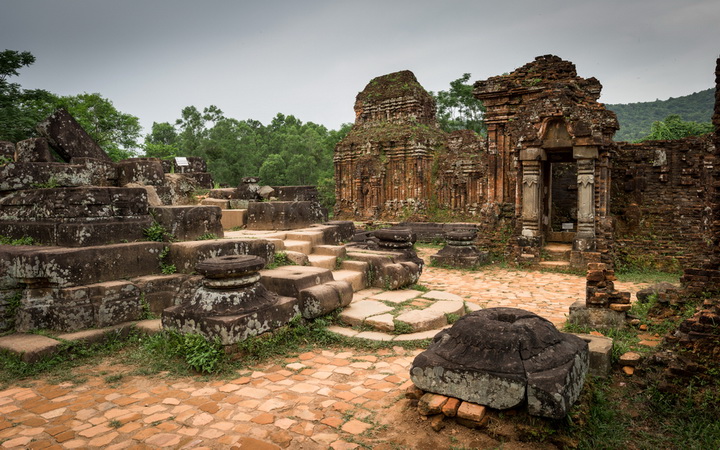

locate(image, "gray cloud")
[[2, 0, 718, 138]]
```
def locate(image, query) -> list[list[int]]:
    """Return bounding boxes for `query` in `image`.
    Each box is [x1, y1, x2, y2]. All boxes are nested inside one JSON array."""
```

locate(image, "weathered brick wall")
[[612, 137, 714, 271]]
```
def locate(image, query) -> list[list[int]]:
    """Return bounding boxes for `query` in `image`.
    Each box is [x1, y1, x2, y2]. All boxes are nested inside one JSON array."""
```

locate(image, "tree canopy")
[[0, 49, 141, 161], [640, 114, 714, 141], [608, 88, 713, 142], [430, 73, 486, 135]]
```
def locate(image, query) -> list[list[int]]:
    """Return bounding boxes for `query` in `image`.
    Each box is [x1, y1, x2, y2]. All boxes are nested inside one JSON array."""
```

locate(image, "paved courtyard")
[[0, 255, 651, 449]]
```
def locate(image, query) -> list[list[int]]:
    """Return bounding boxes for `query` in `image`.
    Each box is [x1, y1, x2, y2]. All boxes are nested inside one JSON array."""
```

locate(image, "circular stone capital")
[[195, 255, 266, 279]]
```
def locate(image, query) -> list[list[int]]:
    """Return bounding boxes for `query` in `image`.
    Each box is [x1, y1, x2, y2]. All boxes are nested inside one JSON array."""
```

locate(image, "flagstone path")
[[0, 250, 653, 449]]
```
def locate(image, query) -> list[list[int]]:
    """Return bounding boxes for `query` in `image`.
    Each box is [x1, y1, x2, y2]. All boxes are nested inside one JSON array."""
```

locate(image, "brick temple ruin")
[[334, 55, 720, 271]]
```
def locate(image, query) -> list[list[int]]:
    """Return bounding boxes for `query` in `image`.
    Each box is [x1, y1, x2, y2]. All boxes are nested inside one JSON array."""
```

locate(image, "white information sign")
[[561, 222, 574, 230], [175, 157, 189, 167]]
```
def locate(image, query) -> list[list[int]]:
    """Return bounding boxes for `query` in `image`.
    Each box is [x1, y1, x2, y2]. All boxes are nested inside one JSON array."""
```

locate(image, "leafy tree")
[[431, 73, 486, 135], [143, 121, 179, 159], [56, 93, 141, 161], [258, 154, 287, 185], [640, 114, 713, 141], [0, 50, 57, 142], [609, 88, 714, 142]]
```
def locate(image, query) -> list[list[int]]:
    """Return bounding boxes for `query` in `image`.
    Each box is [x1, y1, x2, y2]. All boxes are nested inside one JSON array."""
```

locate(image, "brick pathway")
[[0, 347, 418, 449], [417, 247, 649, 326], [0, 255, 652, 449]]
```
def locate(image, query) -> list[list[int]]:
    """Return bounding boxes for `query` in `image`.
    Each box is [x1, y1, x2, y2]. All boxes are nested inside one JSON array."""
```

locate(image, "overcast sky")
[[2, 0, 719, 138]]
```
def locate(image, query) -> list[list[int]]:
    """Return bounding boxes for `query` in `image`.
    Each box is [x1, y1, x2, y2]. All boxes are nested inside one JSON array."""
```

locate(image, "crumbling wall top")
[[353, 70, 437, 126]]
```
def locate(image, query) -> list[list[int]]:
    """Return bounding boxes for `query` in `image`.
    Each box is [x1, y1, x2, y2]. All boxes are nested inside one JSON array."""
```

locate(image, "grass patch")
[[266, 251, 296, 269], [615, 267, 682, 284]]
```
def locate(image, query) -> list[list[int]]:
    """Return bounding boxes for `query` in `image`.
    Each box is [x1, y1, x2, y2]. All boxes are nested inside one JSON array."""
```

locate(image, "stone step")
[[313, 245, 347, 258], [308, 254, 337, 270], [282, 239, 313, 254], [538, 260, 571, 268], [332, 270, 367, 292], [284, 230, 326, 247], [0, 320, 162, 363], [220, 209, 247, 230], [340, 260, 369, 273], [543, 243, 572, 261]]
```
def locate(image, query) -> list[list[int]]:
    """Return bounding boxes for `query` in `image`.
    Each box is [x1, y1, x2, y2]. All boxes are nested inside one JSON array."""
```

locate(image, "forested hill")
[[607, 88, 714, 142]]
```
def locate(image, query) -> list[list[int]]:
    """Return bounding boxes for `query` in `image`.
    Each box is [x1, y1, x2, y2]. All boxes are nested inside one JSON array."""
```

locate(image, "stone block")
[[162, 295, 300, 345], [0, 186, 152, 246], [131, 274, 189, 314], [8, 242, 166, 288], [15, 280, 143, 331], [572, 333, 613, 377], [338, 300, 393, 326], [365, 313, 395, 332], [0, 333, 61, 363], [247, 201, 327, 230], [323, 221, 356, 242], [259, 266, 333, 298], [36, 108, 111, 162], [157, 173, 197, 205], [15, 138, 54, 163], [299, 282, 348, 319], [208, 188, 241, 199], [0, 162, 110, 192], [150, 205, 224, 241], [568, 300, 626, 329], [168, 239, 274, 274], [0, 141, 14, 160], [117, 158, 165, 186], [271, 186, 319, 202], [285, 251, 309, 266], [201, 198, 230, 209], [221, 209, 247, 230]]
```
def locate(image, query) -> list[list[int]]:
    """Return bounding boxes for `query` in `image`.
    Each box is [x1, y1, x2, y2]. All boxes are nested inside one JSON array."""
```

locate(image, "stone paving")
[[0, 248, 654, 449], [415, 247, 650, 326]]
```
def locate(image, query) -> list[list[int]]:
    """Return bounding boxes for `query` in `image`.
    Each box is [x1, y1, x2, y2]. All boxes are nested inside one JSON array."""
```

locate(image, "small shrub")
[[197, 233, 219, 240], [0, 235, 36, 246], [143, 222, 171, 242], [181, 334, 225, 374], [393, 320, 413, 335]]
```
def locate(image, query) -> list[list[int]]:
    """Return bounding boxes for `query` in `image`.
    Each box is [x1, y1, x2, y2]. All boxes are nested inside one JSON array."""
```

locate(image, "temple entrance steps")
[[538, 242, 572, 269], [224, 227, 371, 292]]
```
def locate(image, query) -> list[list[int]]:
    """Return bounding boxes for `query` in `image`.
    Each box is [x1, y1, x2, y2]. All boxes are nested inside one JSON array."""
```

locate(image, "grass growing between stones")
[[0, 329, 134, 389]]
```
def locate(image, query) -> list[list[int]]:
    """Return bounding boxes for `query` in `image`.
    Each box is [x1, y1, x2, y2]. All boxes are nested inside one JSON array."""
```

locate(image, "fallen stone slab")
[[299, 280, 353, 319], [410, 307, 588, 418], [370, 290, 423, 304], [338, 300, 393, 326], [36, 108, 112, 162]]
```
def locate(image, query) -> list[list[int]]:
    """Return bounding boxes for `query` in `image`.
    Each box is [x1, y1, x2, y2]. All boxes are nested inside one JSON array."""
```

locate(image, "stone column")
[[575, 158, 596, 251], [521, 160, 542, 237]]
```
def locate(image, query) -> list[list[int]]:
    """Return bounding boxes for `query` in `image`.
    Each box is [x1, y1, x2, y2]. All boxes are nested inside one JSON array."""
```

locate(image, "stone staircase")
[[224, 226, 369, 292], [538, 242, 572, 269]]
